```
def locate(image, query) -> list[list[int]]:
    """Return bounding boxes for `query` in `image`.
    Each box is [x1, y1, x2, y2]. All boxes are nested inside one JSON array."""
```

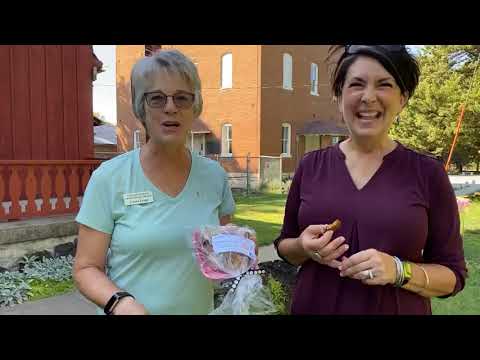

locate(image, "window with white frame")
[[283, 53, 293, 90], [281, 123, 291, 156], [221, 124, 232, 156], [310, 63, 319, 95], [221, 53, 232, 89]]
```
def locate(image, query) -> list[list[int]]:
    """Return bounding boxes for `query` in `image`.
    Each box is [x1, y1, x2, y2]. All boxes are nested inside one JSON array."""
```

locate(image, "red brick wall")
[[116, 45, 261, 172], [116, 45, 145, 152], [167, 45, 261, 172], [260, 45, 341, 173], [115, 45, 344, 174]]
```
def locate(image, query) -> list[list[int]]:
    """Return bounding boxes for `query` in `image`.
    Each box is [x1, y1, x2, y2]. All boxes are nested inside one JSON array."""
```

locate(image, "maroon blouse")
[[275, 142, 467, 315]]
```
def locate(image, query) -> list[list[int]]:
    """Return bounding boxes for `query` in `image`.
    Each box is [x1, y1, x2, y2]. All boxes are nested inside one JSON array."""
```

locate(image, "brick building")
[[116, 45, 348, 180]]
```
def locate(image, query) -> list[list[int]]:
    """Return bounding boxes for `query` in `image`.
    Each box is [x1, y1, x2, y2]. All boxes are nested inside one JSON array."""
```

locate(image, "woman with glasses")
[[275, 45, 467, 314], [73, 49, 236, 315]]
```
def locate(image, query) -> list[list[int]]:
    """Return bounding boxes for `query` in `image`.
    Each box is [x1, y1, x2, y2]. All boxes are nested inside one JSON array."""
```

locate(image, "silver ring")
[[367, 270, 374, 279], [313, 251, 322, 260]]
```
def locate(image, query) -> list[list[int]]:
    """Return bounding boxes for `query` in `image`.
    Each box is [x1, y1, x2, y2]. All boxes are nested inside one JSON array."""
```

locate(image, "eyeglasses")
[[345, 45, 406, 54], [144, 90, 195, 109]]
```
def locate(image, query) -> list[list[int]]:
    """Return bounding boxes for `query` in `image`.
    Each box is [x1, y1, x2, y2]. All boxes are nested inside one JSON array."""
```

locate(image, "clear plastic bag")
[[191, 224, 277, 315], [192, 224, 257, 280], [210, 273, 277, 315]]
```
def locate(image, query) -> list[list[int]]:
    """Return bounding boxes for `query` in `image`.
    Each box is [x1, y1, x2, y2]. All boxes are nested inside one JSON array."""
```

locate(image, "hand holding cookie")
[[299, 219, 347, 269]]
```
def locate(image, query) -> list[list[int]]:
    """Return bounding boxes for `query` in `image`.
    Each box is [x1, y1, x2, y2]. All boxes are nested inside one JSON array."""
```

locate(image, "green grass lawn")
[[233, 193, 287, 247], [431, 196, 480, 315], [28, 278, 75, 302], [234, 192, 479, 315]]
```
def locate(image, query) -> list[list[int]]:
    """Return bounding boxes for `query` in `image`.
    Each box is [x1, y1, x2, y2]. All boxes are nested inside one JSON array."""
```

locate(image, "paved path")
[[0, 244, 280, 315]]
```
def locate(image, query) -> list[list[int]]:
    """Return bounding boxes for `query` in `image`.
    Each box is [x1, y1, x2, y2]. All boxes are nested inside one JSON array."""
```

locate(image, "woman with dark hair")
[[274, 45, 467, 314]]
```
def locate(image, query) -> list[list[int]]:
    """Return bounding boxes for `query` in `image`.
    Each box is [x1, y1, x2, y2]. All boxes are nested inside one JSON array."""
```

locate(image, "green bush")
[[0, 255, 75, 307], [22, 255, 74, 282], [266, 276, 289, 315], [259, 180, 283, 194], [281, 179, 292, 194], [0, 271, 31, 307]]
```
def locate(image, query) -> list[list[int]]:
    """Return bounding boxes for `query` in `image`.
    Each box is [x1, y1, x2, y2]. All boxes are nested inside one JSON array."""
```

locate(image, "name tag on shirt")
[[123, 191, 154, 206]]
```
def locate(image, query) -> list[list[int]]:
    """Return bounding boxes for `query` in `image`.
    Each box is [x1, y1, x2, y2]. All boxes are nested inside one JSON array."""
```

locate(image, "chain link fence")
[[207, 154, 282, 195]]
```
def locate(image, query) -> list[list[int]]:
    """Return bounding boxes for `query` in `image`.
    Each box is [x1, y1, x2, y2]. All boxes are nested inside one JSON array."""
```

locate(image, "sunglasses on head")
[[341, 45, 407, 91], [345, 45, 406, 54]]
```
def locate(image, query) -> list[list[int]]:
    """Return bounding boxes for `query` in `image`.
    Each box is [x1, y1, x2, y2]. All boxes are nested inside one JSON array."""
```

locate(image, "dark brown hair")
[[326, 45, 420, 99]]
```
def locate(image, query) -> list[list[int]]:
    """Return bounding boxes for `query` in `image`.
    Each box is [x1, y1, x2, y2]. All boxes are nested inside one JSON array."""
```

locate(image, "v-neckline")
[[336, 141, 401, 192], [136, 148, 194, 201]]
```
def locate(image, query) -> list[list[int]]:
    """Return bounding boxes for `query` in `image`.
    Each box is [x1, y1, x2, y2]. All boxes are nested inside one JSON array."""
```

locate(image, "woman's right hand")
[[112, 297, 150, 315], [298, 225, 349, 269]]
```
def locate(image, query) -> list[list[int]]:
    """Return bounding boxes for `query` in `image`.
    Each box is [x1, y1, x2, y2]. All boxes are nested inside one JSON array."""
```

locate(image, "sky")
[[93, 45, 117, 125], [91, 45, 425, 126]]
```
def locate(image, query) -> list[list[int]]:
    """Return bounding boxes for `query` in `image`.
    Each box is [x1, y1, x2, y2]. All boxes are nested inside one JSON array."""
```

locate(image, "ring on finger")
[[313, 251, 323, 260], [361, 269, 375, 279], [367, 269, 374, 279]]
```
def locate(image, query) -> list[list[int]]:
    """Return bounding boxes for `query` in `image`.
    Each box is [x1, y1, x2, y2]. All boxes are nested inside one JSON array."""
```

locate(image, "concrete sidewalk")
[[0, 289, 97, 315], [0, 244, 280, 315]]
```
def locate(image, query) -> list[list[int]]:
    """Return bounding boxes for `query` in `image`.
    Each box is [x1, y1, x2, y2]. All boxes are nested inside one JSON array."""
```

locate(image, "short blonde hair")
[[130, 49, 203, 127]]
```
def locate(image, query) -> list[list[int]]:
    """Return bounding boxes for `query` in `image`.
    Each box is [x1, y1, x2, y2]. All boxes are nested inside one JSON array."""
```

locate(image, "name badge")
[[123, 191, 154, 206]]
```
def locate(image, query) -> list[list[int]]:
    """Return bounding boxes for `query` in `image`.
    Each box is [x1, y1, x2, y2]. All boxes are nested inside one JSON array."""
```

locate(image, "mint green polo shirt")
[[75, 148, 235, 315]]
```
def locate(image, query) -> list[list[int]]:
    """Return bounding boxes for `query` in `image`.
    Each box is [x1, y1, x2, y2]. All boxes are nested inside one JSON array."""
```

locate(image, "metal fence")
[[207, 154, 282, 195]]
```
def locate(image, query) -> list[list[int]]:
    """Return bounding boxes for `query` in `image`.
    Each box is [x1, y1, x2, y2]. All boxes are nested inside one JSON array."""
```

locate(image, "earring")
[[395, 115, 401, 124]]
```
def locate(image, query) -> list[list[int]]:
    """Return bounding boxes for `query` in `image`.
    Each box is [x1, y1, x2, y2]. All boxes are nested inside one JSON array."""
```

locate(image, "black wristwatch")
[[104, 291, 135, 315]]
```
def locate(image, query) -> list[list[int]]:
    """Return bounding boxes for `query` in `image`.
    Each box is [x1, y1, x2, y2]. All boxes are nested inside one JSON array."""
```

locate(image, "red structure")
[[0, 45, 103, 220]]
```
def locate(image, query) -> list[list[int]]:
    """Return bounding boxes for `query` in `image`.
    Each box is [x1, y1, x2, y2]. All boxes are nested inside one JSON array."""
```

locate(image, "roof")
[[94, 124, 117, 145], [191, 118, 211, 134], [297, 120, 349, 136]]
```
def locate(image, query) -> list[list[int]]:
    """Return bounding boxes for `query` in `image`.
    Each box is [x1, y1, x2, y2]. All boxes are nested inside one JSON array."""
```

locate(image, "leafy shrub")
[[282, 179, 292, 194], [259, 180, 283, 194], [0, 255, 74, 307], [266, 275, 288, 315], [0, 271, 32, 307], [22, 255, 74, 282]]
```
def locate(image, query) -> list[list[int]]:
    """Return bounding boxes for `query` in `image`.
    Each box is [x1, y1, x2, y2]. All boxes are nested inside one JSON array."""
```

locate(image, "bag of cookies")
[[192, 224, 257, 280]]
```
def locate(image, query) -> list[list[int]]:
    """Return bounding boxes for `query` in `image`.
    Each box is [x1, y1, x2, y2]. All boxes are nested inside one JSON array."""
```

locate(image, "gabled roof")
[[191, 118, 211, 134]]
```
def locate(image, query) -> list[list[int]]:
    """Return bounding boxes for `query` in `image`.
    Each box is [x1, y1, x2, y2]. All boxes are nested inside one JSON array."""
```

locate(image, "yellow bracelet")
[[418, 264, 430, 289]]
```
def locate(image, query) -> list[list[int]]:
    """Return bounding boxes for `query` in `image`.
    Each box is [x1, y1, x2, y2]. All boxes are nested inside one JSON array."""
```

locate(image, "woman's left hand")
[[338, 249, 397, 286]]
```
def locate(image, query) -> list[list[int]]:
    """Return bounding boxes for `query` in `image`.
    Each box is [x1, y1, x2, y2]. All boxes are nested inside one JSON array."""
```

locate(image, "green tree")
[[391, 45, 480, 172]]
